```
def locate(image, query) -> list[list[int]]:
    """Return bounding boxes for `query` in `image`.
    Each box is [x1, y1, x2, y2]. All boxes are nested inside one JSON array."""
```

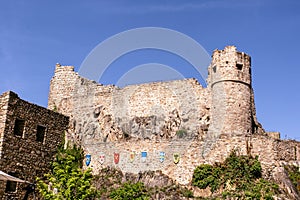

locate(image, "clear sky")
[[0, 0, 299, 140]]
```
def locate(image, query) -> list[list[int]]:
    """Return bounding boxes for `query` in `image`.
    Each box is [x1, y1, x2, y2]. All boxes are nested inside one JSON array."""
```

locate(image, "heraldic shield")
[[141, 151, 147, 162], [173, 153, 180, 164], [130, 151, 135, 163], [99, 152, 105, 165], [85, 154, 91, 166], [114, 152, 120, 164], [159, 151, 165, 163]]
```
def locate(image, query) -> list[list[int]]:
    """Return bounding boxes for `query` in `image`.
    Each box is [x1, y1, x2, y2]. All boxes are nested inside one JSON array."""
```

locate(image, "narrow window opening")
[[225, 61, 229, 64], [5, 172, 17, 193], [14, 119, 25, 136], [236, 63, 243, 70], [36, 125, 46, 143], [213, 65, 217, 73]]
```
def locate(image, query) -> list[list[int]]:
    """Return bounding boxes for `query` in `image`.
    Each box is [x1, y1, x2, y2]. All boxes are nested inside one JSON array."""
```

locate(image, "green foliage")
[[192, 150, 279, 199], [176, 129, 187, 138], [192, 164, 220, 192], [109, 182, 150, 200], [36, 145, 98, 200], [182, 187, 194, 198], [284, 165, 300, 192], [53, 105, 57, 112]]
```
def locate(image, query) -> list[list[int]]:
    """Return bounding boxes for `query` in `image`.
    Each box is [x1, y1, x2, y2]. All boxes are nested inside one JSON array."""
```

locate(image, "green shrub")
[[176, 129, 187, 138], [110, 182, 150, 200], [36, 145, 98, 200], [192, 150, 279, 199]]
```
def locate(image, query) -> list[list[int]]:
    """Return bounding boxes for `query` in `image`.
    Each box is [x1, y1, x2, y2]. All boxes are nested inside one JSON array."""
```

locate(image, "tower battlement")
[[54, 63, 75, 73], [208, 45, 251, 87]]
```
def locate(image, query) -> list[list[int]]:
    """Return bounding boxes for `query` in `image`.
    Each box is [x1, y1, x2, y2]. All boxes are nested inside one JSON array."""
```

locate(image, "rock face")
[[93, 167, 191, 200], [0, 91, 69, 199], [47, 46, 300, 197], [272, 166, 300, 199]]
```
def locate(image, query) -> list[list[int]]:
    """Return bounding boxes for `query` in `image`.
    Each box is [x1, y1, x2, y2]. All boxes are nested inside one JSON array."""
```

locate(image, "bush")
[[192, 150, 279, 199], [36, 145, 98, 200], [176, 129, 187, 138], [110, 182, 150, 200]]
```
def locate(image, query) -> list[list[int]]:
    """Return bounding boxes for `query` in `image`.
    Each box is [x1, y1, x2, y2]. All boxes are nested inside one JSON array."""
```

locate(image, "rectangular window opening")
[[13, 118, 25, 136], [5, 172, 18, 193], [212, 65, 217, 73], [236, 63, 243, 70], [36, 125, 46, 143]]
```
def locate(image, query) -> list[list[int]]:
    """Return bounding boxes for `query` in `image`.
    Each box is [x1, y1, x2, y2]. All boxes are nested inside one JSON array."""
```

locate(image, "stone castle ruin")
[[1, 45, 299, 199], [48, 46, 264, 144], [47, 46, 300, 193]]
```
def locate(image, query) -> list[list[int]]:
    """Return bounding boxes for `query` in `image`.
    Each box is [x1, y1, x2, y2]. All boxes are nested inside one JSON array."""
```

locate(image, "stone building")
[[39, 45, 300, 198], [0, 45, 297, 198], [0, 91, 68, 199]]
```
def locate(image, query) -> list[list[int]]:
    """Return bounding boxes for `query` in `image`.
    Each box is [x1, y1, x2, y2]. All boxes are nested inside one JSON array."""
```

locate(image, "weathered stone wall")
[[0, 91, 69, 199], [48, 64, 79, 115], [48, 64, 211, 145], [110, 79, 209, 139], [0, 92, 9, 158], [84, 134, 300, 185]]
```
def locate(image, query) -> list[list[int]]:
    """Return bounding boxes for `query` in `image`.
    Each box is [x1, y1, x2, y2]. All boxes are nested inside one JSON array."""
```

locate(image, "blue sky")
[[0, 0, 299, 140]]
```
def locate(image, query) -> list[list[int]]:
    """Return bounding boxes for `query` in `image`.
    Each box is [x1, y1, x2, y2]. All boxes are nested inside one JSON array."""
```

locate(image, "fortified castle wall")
[[48, 46, 300, 185]]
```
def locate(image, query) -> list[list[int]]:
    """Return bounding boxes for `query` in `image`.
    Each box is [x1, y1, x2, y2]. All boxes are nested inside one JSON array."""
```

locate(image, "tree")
[[36, 145, 97, 200]]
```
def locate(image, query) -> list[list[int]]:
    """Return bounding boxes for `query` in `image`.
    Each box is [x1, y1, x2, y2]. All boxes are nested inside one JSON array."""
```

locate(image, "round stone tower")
[[208, 46, 253, 136]]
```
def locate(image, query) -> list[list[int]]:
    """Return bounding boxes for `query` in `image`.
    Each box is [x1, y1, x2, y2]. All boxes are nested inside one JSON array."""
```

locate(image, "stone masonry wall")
[[85, 134, 300, 185], [48, 64, 79, 115], [48, 65, 211, 145], [109, 79, 209, 140], [0, 92, 9, 158], [0, 91, 69, 199]]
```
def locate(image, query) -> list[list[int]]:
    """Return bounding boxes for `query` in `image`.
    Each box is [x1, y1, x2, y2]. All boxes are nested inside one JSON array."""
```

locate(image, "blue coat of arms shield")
[[159, 151, 165, 163], [85, 154, 91, 166], [141, 151, 147, 162]]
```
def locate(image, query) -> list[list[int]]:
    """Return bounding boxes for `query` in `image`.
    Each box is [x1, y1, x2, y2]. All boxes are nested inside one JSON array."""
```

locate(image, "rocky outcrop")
[[272, 165, 300, 200], [92, 167, 192, 200]]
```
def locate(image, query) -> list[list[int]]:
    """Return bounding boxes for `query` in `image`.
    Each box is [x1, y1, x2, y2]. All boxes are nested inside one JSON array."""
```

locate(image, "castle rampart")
[[47, 46, 299, 191]]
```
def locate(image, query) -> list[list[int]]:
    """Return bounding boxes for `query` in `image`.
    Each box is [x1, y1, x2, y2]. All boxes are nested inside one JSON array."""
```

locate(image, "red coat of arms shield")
[[114, 152, 120, 164]]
